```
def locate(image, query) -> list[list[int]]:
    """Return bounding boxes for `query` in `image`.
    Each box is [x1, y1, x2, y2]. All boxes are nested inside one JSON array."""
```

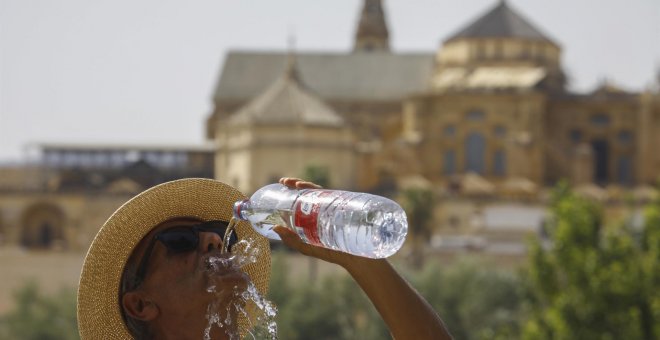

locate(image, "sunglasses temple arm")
[[221, 218, 238, 254]]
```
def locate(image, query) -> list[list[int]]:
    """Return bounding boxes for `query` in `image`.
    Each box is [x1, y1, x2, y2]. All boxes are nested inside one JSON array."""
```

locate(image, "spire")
[[285, 34, 301, 82], [353, 0, 390, 52]]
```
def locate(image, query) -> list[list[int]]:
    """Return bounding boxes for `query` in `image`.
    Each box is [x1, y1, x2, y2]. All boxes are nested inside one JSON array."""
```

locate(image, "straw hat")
[[77, 178, 271, 339]]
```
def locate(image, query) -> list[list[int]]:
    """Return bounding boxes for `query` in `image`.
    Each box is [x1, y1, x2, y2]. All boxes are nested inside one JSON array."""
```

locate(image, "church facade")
[[208, 0, 660, 194]]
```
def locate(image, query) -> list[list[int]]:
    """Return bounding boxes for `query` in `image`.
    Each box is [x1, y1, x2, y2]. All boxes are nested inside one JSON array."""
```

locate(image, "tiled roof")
[[228, 59, 345, 127], [214, 51, 434, 102]]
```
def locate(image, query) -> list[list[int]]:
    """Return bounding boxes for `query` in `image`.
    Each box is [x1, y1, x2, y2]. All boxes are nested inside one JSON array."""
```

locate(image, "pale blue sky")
[[1, 0, 659, 161]]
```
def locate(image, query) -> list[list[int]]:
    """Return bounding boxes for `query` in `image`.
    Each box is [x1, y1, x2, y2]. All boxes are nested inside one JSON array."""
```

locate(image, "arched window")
[[569, 129, 582, 143], [494, 126, 507, 138], [617, 156, 633, 185], [443, 125, 456, 137], [466, 110, 485, 121], [493, 150, 506, 176], [20, 203, 66, 250], [590, 114, 610, 127], [618, 130, 633, 145], [443, 150, 456, 175], [465, 132, 486, 174], [38, 222, 54, 247], [592, 140, 610, 184]]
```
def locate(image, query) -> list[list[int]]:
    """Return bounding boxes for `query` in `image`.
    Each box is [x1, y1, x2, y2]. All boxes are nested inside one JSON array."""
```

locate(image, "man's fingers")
[[279, 177, 302, 186], [296, 181, 322, 189], [273, 225, 318, 256], [273, 225, 346, 266], [273, 225, 302, 247], [279, 177, 323, 189]]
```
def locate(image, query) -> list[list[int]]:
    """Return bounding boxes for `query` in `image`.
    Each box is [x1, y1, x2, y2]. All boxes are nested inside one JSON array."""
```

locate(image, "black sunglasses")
[[132, 220, 238, 288]]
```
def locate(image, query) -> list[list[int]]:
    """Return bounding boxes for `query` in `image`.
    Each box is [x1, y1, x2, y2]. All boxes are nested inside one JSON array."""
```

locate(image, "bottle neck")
[[233, 199, 250, 220]]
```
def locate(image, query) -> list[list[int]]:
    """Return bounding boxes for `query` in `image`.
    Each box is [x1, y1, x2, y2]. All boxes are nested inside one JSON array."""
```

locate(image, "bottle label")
[[293, 190, 332, 246]]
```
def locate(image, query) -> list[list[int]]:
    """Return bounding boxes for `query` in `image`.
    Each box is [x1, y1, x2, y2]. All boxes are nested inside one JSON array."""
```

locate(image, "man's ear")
[[122, 291, 159, 321]]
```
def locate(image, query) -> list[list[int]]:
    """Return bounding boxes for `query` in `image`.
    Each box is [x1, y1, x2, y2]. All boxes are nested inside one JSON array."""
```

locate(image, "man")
[[77, 177, 452, 339]]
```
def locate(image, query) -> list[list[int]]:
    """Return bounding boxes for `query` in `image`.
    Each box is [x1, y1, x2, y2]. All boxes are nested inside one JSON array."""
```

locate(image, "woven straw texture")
[[77, 178, 271, 339]]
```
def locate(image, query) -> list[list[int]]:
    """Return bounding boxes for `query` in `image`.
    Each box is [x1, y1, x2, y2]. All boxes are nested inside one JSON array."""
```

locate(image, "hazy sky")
[[1, 0, 659, 162]]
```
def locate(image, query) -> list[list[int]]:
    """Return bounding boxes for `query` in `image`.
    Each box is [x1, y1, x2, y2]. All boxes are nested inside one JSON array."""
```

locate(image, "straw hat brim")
[[77, 178, 271, 339]]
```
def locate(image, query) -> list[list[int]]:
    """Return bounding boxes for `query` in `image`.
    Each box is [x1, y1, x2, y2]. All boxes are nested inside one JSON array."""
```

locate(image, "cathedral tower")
[[353, 0, 390, 52]]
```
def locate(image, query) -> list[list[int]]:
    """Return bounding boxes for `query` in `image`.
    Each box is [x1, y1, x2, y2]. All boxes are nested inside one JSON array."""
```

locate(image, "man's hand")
[[271, 177, 452, 339]]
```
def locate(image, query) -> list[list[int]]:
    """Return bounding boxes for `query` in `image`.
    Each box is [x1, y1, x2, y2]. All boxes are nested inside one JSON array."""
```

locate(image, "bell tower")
[[353, 0, 390, 52]]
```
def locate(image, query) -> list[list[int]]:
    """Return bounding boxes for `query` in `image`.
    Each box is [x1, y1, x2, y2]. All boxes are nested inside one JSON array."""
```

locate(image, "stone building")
[[0, 144, 214, 251], [214, 56, 356, 193], [0, 144, 216, 313], [208, 0, 660, 194], [202, 0, 660, 261]]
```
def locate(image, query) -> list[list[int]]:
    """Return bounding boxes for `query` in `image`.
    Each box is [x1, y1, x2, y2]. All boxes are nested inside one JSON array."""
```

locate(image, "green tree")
[[270, 250, 525, 340], [0, 282, 79, 340], [267, 250, 293, 308], [522, 185, 660, 339], [275, 274, 382, 340], [411, 259, 523, 340], [272, 270, 388, 339], [269, 250, 389, 340]]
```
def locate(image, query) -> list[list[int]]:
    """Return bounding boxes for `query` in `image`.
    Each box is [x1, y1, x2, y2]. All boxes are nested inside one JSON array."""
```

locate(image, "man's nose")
[[199, 231, 223, 253]]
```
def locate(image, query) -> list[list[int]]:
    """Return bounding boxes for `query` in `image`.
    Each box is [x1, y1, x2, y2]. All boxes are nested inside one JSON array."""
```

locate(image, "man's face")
[[122, 218, 250, 339]]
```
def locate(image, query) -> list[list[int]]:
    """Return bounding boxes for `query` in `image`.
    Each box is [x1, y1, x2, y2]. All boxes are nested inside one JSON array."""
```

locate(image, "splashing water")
[[202, 238, 278, 340]]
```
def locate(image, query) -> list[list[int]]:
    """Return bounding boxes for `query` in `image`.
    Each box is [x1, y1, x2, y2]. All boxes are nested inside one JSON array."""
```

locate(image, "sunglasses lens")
[[200, 226, 224, 234], [156, 222, 238, 254], [159, 229, 198, 252]]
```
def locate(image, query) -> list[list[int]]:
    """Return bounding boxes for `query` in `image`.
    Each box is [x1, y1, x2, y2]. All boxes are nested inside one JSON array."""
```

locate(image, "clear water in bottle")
[[233, 183, 408, 258]]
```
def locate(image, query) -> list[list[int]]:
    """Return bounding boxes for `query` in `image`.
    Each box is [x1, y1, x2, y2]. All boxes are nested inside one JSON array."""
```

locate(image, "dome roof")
[[446, 1, 556, 45]]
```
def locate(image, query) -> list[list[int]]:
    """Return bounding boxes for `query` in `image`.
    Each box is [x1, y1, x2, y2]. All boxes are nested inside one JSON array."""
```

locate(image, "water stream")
[[202, 238, 278, 340]]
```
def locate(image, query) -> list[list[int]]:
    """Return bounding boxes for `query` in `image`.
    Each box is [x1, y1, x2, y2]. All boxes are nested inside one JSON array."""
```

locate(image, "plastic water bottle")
[[233, 183, 408, 258]]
